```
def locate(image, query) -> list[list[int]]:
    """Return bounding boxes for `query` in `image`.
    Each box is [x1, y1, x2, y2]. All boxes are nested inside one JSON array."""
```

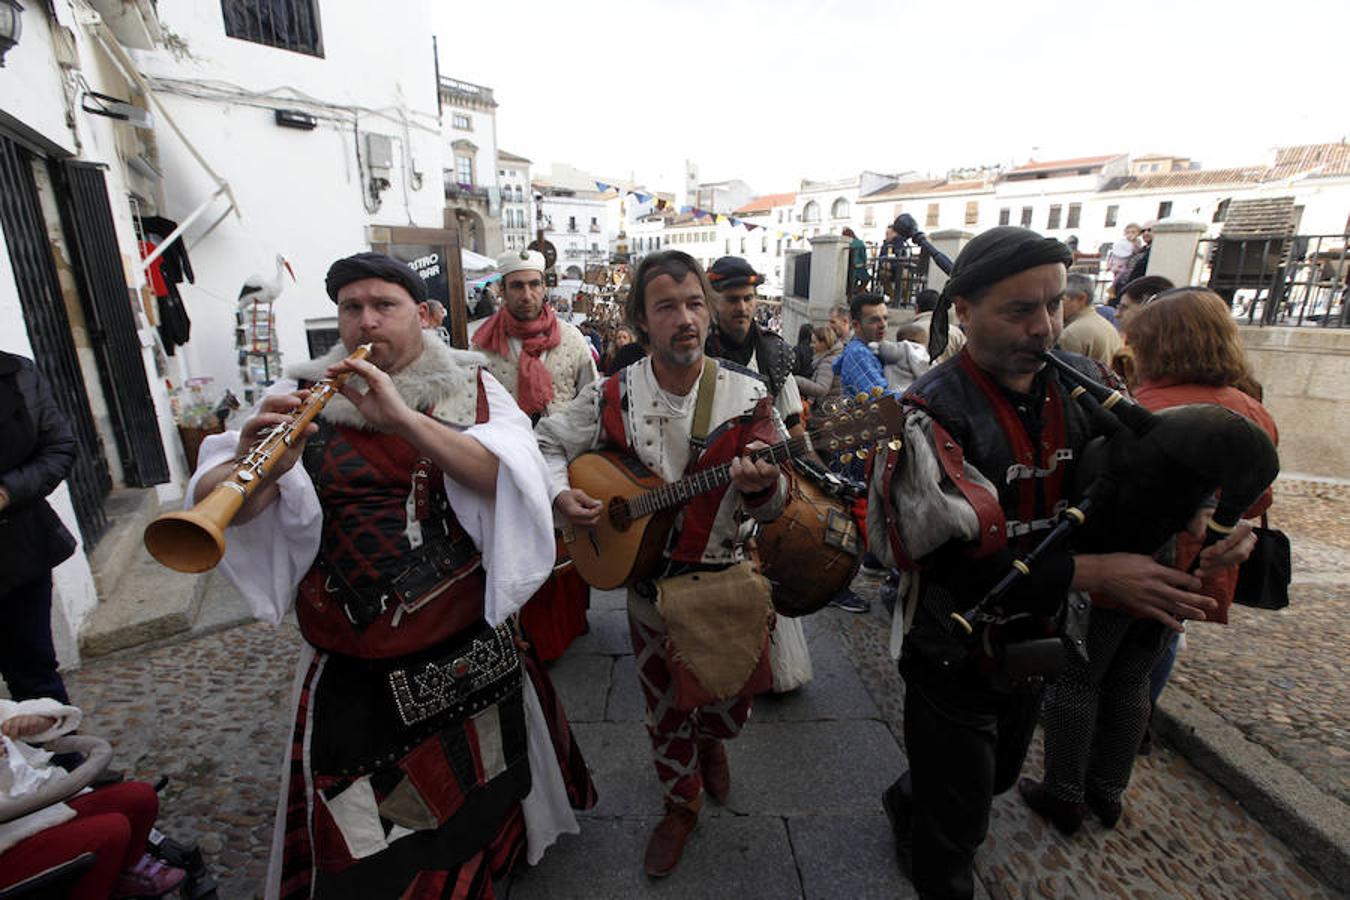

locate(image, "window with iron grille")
[[998, 208, 1010, 226], [964, 202, 978, 226], [1067, 203, 1081, 229], [925, 203, 939, 228], [1020, 206, 1033, 227], [221, 0, 324, 56], [1104, 204, 1118, 227], [1047, 204, 1062, 230]]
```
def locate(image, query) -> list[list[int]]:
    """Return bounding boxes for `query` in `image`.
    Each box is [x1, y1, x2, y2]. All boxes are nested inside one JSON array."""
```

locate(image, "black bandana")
[[930, 227, 1073, 358], [324, 252, 428, 303]]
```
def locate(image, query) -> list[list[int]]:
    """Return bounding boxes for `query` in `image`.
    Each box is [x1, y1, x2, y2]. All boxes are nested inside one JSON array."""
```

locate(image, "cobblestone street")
[[62, 478, 1345, 898], [1167, 479, 1350, 806]]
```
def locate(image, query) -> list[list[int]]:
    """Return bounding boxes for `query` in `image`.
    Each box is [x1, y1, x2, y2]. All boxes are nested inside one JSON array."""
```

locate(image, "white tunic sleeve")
[[533, 379, 605, 498], [184, 381, 322, 625], [443, 372, 555, 626]]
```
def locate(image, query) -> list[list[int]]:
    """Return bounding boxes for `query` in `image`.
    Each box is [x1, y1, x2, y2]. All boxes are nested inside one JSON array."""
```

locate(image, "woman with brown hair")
[[1022, 286, 1271, 834], [792, 326, 843, 406]]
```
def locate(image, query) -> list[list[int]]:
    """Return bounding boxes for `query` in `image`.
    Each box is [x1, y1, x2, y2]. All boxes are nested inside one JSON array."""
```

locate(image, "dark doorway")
[[52, 161, 170, 488], [0, 133, 112, 546]]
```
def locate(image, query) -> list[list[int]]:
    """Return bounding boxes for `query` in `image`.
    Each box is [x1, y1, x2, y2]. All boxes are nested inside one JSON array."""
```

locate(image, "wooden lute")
[[563, 393, 902, 589]]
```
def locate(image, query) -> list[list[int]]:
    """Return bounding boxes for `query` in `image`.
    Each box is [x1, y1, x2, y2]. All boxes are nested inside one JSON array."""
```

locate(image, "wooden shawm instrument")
[[143, 343, 371, 573], [563, 393, 902, 591]]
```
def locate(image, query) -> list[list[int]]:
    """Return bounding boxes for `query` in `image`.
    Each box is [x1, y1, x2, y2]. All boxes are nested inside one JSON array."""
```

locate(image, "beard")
[[663, 344, 703, 367], [653, 327, 704, 368]]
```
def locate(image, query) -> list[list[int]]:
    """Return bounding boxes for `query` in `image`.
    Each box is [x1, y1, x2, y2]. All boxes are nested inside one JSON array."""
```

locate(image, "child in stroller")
[[0, 698, 190, 899]]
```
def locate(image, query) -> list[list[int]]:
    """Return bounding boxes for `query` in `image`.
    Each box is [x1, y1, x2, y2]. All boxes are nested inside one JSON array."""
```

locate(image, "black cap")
[[325, 252, 428, 303], [707, 256, 763, 292]]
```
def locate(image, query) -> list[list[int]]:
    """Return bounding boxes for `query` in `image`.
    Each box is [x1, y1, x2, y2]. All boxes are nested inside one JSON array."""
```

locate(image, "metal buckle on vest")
[[1004, 449, 1074, 484], [1005, 500, 1070, 538]]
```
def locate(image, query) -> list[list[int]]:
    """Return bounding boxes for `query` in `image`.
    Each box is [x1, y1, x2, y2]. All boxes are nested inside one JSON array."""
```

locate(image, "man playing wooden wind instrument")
[[188, 252, 593, 899], [536, 250, 789, 878]]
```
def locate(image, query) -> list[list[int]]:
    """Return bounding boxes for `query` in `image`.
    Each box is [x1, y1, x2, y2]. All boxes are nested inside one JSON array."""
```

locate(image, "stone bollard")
[[1146, 220, 1209, 287], [807, 233, 849, 320], [925, 229, 974, 293]]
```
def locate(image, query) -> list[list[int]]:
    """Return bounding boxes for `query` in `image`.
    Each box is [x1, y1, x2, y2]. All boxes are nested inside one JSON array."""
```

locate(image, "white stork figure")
[[237, 253, 295, 310], [237, 254, 295, 390]]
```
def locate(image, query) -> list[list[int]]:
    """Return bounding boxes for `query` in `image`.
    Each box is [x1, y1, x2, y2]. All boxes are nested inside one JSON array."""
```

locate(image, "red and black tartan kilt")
[[280, 623, 530, 900]]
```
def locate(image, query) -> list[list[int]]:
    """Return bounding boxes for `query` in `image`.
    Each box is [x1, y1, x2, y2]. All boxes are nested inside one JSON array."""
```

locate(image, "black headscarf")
[[324, 252, 428, 303], [929, 226, 1073, 358]]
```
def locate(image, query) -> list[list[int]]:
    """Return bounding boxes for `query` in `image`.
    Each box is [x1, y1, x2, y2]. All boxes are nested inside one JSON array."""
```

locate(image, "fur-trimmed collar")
[[286, 332, 488, 429]]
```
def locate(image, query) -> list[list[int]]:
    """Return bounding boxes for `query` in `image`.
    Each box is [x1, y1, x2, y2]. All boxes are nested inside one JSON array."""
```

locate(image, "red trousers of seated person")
[[0, 781, 158, 900]]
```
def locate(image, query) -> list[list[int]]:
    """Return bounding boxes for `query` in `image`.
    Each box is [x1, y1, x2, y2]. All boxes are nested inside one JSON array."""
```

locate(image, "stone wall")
[[1241, 326, 1350, 479]]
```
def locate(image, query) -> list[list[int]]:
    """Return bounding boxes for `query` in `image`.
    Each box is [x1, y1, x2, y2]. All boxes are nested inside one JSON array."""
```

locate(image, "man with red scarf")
[[474, 249, 597, 660]]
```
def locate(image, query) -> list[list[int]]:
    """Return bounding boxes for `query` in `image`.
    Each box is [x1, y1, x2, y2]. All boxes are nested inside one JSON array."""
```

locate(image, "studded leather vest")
[[898, 350, 1104, 679], [295, 419, 486, 659], [907, 350, 1099, 558], [705, 324, 795, 400]]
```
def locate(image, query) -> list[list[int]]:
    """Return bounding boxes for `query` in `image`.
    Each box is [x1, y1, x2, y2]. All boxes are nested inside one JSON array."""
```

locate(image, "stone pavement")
[[64, 560, 1339, 899]]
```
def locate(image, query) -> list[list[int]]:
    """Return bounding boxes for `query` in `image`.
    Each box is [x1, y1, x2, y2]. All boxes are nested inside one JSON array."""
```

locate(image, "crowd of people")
[[0, 216, 1280, 899]]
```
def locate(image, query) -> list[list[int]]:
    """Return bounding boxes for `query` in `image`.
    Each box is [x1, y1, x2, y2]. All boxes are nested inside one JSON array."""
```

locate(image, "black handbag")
[[1231, 515, 1291, 611]]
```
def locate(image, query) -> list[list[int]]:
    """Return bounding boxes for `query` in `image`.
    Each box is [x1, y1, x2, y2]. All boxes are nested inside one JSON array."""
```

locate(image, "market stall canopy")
[[461, 247, 497, 272]]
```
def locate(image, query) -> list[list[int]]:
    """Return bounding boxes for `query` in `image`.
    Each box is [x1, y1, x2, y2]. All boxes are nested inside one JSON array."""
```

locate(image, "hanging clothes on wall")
[[138, 216, 195, 355]]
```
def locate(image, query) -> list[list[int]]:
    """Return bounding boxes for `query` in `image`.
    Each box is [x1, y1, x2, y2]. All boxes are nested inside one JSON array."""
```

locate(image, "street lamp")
[[0, 0, 22, 67]]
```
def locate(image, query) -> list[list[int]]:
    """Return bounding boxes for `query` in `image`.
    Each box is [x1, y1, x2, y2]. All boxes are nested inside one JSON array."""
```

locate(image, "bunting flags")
[[593, 181, 808, 244]]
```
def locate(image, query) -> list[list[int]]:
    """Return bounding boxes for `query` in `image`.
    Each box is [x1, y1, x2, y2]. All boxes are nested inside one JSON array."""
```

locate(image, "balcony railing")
[[1198, 234, 1349, 327], [444, 180, 490, 203]]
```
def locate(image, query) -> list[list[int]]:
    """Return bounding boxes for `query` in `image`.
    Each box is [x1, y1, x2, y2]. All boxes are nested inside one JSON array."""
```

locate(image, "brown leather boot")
[[699, 739, 731, 805], [644, 802, 699, 878]]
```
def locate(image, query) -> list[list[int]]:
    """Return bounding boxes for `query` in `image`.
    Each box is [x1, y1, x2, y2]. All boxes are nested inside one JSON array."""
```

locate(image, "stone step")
[[80, 543, 208, 658], [87, 487, 162, 599]]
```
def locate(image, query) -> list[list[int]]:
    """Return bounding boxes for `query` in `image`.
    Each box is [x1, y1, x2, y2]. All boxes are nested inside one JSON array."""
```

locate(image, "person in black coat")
[[0, 351, 79, 703]]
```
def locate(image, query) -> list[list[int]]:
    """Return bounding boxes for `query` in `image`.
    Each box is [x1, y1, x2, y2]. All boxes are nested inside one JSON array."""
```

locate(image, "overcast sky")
[[433, 0, 1348, 196]]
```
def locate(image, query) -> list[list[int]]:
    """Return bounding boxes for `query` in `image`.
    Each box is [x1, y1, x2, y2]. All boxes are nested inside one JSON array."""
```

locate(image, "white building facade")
[[139, 0, 447, 393], [0, 0, 187, 662], [535, 185, 617, 279], [498, 150, 533, 252], [440, 76, 502, 256]]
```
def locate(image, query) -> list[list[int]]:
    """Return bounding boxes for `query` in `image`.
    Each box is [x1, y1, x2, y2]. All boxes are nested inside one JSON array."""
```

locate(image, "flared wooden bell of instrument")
[[143, 483, 244, 573]]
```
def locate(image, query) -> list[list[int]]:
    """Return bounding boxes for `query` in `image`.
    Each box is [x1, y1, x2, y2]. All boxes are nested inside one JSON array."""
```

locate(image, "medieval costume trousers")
[[1040, 606, 1171, 805], [898, 667, 1042, 900], [629, 614, 752, 807]]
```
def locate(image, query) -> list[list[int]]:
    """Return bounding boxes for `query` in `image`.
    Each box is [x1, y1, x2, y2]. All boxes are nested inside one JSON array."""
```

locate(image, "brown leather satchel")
[[655, 561, 776, 710]]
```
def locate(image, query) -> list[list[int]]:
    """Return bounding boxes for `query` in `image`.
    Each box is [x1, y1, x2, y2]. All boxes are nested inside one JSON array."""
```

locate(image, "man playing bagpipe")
[[866, 227, 1257, 899]]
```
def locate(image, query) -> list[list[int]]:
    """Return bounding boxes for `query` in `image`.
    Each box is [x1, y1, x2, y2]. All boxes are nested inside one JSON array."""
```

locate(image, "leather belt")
[[319, 533, 481, 631]]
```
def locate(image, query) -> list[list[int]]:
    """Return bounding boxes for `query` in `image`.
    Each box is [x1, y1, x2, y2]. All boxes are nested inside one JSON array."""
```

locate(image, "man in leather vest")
[[473, 249, 598, 661], [189, 252, 593, 898], [867, 228, 1223, 899], [705, 256, 803, 433]]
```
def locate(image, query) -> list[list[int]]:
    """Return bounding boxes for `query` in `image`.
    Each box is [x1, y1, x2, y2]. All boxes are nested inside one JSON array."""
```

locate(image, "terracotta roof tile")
[[1007, 154, 1123, 174], [1100, 167, 1268, 191], [734, 192, 797, 214], [861, 179, 947, 200], [1266, 142, 1350, 180]]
